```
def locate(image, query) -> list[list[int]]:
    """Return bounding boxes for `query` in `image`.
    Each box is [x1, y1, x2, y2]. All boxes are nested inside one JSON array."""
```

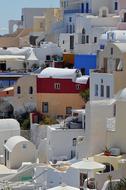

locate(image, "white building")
[[38, 110, 86, 163], [0, 119, 20, 157], [59, 0, 120, 54], [0, 43, 62, 71], [4, 136, 36, 169]]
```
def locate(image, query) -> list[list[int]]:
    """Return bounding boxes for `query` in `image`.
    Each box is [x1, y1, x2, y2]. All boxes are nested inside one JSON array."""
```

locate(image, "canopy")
[[71, 159, 105, 172], [47, 185, 79, 190]]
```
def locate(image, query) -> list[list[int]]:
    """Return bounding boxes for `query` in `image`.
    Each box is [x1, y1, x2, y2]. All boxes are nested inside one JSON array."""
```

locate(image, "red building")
[[37, 67, 89, 118]]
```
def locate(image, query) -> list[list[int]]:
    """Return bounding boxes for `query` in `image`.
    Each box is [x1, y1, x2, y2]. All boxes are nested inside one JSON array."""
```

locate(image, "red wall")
[[37, 78, 89, 93]]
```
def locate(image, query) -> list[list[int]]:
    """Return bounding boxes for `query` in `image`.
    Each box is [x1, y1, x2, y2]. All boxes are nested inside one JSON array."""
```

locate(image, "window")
[[86, 35, 89, 43], [95, 84, 98, 96], [106, 86, 110, 98], [22, 144, 27, 149], [113, 104, 116, 117], [81, 28, 85, 44], [101, 85, 104, 97], [76, 84, 81, 90], [81, 3, 84, 13], [101, 79, 103, 83], [63, 40, 65, 44], [69, 17, 72, 22], [66, 107, 72, 115], [114, 2, 118, 10], [29, 86, 33, 94], [46, 55, 51, 61], [17, 86, 21, 94], [42, 102, 48, 113], [86, 3, 89, 13], [73, 138, 77, 146], [54, 83, 60, 90], [110, 48, 113, 55], [40, 22, 43, 29], [70, 24, 72, 33], [94, 37, 97, 43]]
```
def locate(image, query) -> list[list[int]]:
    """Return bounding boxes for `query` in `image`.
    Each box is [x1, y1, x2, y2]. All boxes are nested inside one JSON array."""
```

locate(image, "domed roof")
[[115, 88, 126, 101], [0, 119, 20, 131]]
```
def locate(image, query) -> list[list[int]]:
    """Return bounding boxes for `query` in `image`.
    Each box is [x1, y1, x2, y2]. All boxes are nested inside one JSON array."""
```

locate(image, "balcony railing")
[[106, 117, 116, 131], [64, 9, 92, 14]]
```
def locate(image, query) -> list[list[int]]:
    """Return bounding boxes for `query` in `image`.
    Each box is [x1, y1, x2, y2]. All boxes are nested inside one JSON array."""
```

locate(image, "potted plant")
[[104, 146, 111, 156]]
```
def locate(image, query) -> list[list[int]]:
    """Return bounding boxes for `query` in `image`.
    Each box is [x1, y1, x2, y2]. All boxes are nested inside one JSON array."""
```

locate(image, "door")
[[70, 35, 74, 50]]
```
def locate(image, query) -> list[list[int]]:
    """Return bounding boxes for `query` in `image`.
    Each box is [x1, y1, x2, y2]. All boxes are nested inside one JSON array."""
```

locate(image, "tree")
[[80, 89, 89, 103]]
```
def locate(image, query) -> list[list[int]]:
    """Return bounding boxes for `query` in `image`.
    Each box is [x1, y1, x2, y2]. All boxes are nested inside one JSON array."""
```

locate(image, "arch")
[[99, 7, 109, 17], [9, 20, 22, 34]]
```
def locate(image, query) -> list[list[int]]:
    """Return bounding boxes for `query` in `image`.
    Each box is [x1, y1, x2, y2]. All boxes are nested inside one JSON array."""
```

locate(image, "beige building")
[[0, 29, 31, 48], [11, 74, 37, 114], [37, 93, 84, 118]]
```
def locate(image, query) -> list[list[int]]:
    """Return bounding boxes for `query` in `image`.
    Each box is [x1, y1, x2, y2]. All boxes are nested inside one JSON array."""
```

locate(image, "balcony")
[[64, 9, 92, 14], [106, 117, 116, 132]]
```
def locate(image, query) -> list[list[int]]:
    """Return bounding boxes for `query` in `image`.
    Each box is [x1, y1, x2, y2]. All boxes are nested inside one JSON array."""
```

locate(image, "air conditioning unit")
[[110, 148, 120, 156]]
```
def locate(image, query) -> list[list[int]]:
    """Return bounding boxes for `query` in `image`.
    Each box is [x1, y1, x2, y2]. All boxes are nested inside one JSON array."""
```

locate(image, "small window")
[[29, 86, 33, 94], [94, 37, 97, 43], [76, 84, 81, 90], [73, 138, 77, 146], [114, 2, 118, 10], [17, 86, 21, 94], [22, 144, 27, 149], [101, 85, 104, 97], [95, 84, 98, 96], [46, 55, 51, 61], [113, 104, 116, 117], [86, 35, 89, 43], [54, 83, 60, 90], [66, 107, 72, 115], [6, 91, 9, 95], [42, 102, 48, 113], [110, 48, 113, 55], [69, 17, 72, 22], [106, 86, 110, 98], [101, 79, 103, 83], [63, 40, 65, 44]]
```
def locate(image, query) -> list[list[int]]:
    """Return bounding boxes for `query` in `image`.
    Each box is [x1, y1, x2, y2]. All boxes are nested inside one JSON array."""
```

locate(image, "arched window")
[[17, 86, 21, 94], [82, 28, 86, 44], [29, 86, 33, 94]]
